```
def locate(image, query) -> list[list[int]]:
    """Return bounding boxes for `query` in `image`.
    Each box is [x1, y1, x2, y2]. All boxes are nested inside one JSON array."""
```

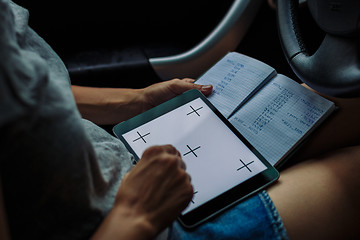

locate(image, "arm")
[[74, 79, 210, 238], [71, 86, 143, 125], [1, 146, 192, 240], [72, 78, 213, 125], [91, 145, 193, 240]]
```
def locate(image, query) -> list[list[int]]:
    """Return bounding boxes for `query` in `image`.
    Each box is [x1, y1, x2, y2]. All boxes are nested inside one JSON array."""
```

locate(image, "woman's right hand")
[[92, 145, 193, 240]]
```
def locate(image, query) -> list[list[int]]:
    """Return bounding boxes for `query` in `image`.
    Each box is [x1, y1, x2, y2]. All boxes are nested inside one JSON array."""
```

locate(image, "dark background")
[[13, 0, 323, 87]]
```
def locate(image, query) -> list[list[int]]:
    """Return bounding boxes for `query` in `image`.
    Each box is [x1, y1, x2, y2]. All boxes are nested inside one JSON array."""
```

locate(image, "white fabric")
[[0, 1, 134, 239]]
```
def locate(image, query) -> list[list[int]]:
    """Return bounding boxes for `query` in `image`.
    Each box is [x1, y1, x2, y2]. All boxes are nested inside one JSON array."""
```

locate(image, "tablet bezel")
[[113, 89, 279, 229]]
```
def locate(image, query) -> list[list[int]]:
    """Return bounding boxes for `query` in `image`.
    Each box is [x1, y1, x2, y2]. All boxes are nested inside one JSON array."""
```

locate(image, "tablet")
[[113, 89, 279, 229]]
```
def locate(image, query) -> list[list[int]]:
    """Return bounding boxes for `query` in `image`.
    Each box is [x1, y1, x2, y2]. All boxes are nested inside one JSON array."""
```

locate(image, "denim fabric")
[[169, 191, 288, 240]]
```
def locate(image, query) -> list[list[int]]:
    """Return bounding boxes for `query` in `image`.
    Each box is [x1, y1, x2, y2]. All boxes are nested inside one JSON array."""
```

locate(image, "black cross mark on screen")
[[237, 159, 255, 173], [191, 191, 198, 204], [133, 131, 150, 143], [187, 105, 203, 117], [183, 145, 201, 157]]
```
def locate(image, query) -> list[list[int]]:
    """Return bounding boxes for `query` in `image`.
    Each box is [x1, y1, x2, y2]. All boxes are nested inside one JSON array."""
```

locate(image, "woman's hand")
[[91, 145, 193, 240], [140, 78, 213, 112]]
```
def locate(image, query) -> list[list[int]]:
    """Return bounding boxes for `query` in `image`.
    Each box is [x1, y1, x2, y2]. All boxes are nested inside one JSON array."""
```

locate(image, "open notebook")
[[196, 52, 336, 167]]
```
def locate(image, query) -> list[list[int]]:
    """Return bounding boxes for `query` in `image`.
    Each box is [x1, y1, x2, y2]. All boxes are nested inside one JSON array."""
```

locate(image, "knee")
[[318, 145, 360, 200]]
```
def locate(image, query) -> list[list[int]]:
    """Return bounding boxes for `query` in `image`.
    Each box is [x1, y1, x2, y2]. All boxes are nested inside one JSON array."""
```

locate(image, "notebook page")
[[229, 74, 335, 166], [196, 52, 276, 118]]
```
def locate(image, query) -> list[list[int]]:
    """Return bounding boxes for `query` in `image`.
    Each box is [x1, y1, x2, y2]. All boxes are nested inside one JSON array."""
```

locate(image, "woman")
[[1, 0, 360, 239]]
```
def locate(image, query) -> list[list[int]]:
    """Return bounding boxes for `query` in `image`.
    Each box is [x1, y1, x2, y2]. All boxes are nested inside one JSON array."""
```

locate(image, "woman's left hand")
[[140, 78, 213, 112]]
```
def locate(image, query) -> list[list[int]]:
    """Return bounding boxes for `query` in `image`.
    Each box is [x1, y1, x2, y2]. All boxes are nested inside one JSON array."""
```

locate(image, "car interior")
[[12, 0, 305, 88], [1, 0, 360, 238], [14, 0, 339, 90]]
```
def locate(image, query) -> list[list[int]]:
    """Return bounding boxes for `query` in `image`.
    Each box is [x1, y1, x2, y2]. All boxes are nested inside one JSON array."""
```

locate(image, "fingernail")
[[201, 85, 212, 91]]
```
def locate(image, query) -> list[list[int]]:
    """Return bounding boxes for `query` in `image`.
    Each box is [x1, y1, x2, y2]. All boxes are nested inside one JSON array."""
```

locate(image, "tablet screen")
[[113, 90, 278, 228]]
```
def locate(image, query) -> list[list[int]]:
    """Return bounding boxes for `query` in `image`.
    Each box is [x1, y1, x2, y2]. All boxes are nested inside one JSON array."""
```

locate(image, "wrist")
[[113, 204, 158, 239], [92, 204, 157, 240], [107, 88, 145, 120]]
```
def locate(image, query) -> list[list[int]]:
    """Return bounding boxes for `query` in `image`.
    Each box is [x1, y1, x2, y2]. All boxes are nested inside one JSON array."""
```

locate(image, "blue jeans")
[[168, 191, 288, 240]]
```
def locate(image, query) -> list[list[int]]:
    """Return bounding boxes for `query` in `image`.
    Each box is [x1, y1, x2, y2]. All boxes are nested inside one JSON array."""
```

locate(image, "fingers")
[[162, 144, 181, 156], [143, 144, 180, 158], [142, 145, 186, 170], [159, 145, 186, 170], [171, 78, 213, 97], [182, 78, 195, 83], [114, 144, 193, 234], [198, 84, 213, 96], [139, 145, 192, 204], [178, 156, 187, 170]]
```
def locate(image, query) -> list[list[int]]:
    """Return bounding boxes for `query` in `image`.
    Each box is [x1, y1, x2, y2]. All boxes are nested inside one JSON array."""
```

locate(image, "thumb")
[[197, 84, 213, 96], [175, 79, 213, 96]]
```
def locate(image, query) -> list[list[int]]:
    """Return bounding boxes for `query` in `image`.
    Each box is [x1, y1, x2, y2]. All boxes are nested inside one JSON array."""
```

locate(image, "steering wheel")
[[277, 0, 360, 97], [150, 0, 263, 80]]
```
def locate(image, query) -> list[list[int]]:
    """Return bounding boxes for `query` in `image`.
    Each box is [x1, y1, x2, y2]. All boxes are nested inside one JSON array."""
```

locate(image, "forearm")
[[71, 79, 213, 125], [72, 85, 145, 125]]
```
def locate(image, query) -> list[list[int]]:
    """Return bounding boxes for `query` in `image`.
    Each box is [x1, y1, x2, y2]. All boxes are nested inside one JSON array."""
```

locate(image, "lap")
[[269, 143, 360, 239], [289, 86, 360, 163], [171, 88, 360, 239], [168, 191, 288, 240], [268, 86, 360, 239]]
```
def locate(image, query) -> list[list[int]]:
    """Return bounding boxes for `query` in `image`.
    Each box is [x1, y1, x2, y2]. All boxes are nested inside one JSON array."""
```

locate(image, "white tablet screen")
[[122, 97, 267, 214]]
